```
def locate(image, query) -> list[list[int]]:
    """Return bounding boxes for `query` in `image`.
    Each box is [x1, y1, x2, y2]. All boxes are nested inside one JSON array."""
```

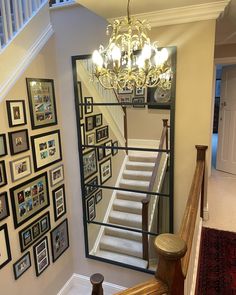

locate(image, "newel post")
[[162, 119, 169, 150], [90, 273, 104, 295], [154, 234, 187, 295], [142, 198, 149, 263]]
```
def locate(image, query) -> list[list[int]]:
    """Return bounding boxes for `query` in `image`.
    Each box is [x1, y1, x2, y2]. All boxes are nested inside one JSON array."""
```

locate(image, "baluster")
[[35, 0, 40, 9], [5, 0, 13, 39], [12, 0, 19, 32], [17, 0, 23, 27], [22, 0, 30, 21], [142, 198, 149, 264], [90, 273, 104, 295], [0, 0, 9, 45], [28, 0, 32, 16]]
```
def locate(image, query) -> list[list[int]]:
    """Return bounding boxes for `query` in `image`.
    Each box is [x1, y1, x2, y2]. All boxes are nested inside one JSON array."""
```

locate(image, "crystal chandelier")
[[92, 0, 172, 90]]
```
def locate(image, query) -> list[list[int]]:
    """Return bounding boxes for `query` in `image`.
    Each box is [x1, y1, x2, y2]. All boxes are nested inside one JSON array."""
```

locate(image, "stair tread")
[[109, 211, 142, 228], [123, 170, 153, 177], [126, 161, 155, 167], [120, 179, 150, 187], [113, 199, 142, 209], [116, 190, 147, 201], [105, 227, 142, 241]]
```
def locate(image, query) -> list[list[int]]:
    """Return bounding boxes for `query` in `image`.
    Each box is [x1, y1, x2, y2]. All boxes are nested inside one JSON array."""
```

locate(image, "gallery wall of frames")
[[0, 77, 69, 280]]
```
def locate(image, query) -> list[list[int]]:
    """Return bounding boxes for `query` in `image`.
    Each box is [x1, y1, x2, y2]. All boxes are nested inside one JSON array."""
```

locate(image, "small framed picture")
[[95, 190, 102, 204], [99, 158, 112, 185], [85, 115, 94, 132], [49, 164, 64, 187], [86, 132, 95, 146], [52, 184, 66, 221], [118, 87, 133, 94], [97, 146, 105, 161], [8, 129, 29, 155], [83, 149, 97, 180], [104, 140, 112, 157], [33, 236, 50, 276], [0, 161, 7, 188], [94, 113, 102, 127], [112, 141, 118, 156], [0, 134, 7, 157], [26, 78, 58, 129], [80, 124, 85, 150], [84, 176, 98, 198], [50, 219, 69, 262], [135, 87, 145, 96], [0, 224, 12, 269], [96, 125, 109, 143], [13, 252, 31, 280], [86, 196, 96, 222], [133, 97, 145, 108], [119, 96, 132, 107], [0, 192, 9, 221], [6, 100, 27, 127], [84, 97, 93, 114], [77, 81, 83, 120], [10, 155, 32, 182]]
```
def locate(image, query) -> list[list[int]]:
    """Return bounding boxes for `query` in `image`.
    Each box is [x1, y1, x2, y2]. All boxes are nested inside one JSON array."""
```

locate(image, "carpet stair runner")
[[97, 152, 157, 269]]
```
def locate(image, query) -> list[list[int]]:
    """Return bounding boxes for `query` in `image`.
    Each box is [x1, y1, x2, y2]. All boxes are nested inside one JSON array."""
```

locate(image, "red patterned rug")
[[196, 227, 236, 295]]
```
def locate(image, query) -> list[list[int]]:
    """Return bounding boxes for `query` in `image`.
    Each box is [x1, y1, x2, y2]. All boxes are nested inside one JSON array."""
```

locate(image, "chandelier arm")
[[127, 0, 131, 23]]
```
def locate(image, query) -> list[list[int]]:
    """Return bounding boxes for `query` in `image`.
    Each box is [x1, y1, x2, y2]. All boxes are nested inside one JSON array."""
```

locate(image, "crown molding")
[[108, 1, 230, 27]]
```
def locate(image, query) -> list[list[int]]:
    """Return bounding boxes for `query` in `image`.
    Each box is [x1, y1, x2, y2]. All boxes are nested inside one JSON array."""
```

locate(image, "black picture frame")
[[133, 97, 145, 108], [0, 192, 9, 221], [118, 87, 133, 94], [96, 125, 109, 143], [0, 160, 7, 188], [135, 87, 145, 96], [0, 134, 7, 157], [95, 190, 102, 204], [10, 155, 32, 182], [10, 172, 50, 229], [13, 252, 31, 280], [97, 145, 105, 161], [85, 115, 95, 132], [94, 113, 102, 127], [6, 100, 27, 127], [86, 132, 95, 146], [83, 149, 98, 180], [50, 219, 69, 262], [0, 224, 12, 269], [84, 96, 93, 114], [86, 196, 96, 221], [33, 236, 50, 276], [112, 141, 118, 156], [52, 184, 67, 221], [31, 130, 62, 172], [19, 212, 51, 252], [26, 78, 58, 129], [99, 158, 112, 185], [49, 164, 64, 187], [8, 129, 29, 155], [80, 124, 85, 150], [104, 140, 112, 157], [84, 176, 98, 198], [77, 81, 83, 120]]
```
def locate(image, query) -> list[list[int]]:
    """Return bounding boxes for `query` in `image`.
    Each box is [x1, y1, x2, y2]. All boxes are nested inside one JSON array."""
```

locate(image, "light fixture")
[[92, 0, 172, 90]]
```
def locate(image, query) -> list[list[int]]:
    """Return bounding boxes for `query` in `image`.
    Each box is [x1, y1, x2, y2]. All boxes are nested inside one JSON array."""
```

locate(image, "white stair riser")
[[109, 216, 142, 229], [116, 191, 147, 202], [122, 172, 152, 181], [113, 202, 142, 214], [126, 162, 154, 171], [119, 182, 149, 191], [100, 240, 143, 258], [128, 155, 157, 163], [105, 227, 142, 242]]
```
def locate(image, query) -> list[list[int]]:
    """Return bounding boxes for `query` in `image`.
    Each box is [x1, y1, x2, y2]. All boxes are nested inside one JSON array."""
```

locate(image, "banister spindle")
[[12, 0, 20, 31], [90, 273, 104, 295], [162, 119, 169, 151], [0, 0, 9, 45], [142, 198, 149, 263]]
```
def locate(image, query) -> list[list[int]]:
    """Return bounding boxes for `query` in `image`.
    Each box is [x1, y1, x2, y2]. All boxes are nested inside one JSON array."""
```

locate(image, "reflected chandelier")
[[92, 0, 172, 90]]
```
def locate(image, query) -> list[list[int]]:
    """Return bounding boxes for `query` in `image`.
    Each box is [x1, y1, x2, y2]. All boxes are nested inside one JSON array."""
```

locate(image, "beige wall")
[[215, 43, 236, 58], [0, 37, 73, 295]]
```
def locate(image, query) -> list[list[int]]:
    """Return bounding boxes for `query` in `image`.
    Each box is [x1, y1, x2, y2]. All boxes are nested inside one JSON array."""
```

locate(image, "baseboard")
[[57, 273, 126, 295]]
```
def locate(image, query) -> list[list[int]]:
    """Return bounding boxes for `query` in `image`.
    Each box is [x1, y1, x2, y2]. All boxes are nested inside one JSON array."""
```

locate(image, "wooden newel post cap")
[[154, 234, 187, 260], [90, 273, 104, 286]]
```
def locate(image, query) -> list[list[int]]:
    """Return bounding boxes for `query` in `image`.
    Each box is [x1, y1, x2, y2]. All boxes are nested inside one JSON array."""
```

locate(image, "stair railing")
[[0, 0, 47, 50], [142, 119, 169, 263]]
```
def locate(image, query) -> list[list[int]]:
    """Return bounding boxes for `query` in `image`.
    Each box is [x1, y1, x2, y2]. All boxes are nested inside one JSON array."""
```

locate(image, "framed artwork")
[[0, 134, 7, 157], [0, 192, 9, 221], [95, 190, 102, 204], [52, 184, 66, 221], [0, 224, 12, 269], [86, 196, 96, 222], [26, 78, 58, 129], [19, 212, 51, 252], [0, 161, 7, 188], [119, 96, 132, 107], [147, 46, 176, 109], [6, 100, 27, 127], [8, 129, 29, 155], [13, 252, 31, 280], [33, 236, 50, 276], [10, 155, 32, 182], [94, 113, 102, 127], [80, 124, 85, 150], [84, 176, 98, 198], [84, 97, 93, 114], [50, 219, 69, 262], [112, 141, 118, 156], [49, 164, 64, 187], [86, 132, 95, 146], [117, 87, 133, 94], [31, 130, 62, 172], [97, 146, 105, 161], [135, 87, 145, 96], [83, 149, 97, 180], [96, 126, 109, 143], [99, 158, 112, 184], [133, 97, 145, 108], [104, 140, 112, 157], [10, 172, 50, 229], [77, 81, 83, 119], [85, 115, 94, 132]]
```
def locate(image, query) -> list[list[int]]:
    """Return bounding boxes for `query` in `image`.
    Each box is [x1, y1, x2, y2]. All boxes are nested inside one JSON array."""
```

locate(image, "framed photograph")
[[6, 100, 27, 127], [112, 141, 118, 156], [117, 87, 133, 94], [135, 87, 145, 96], [49, 164, 64, 187], [83, 149, 97, 180], [10, 155, 32, 182], [26, 78, 58, 129], [13, 252, 31, 280], [10, 172, 50, 229], [33, 236, 50, 276], [85, 115, 94, 132], [84, 97, 93, 114], [50, 219, 69, 262], [0, 134, 7, 157], [95, 190, 102, 204], [52, 184, 66, 221], [19, 212, 51, 252], [97, 146, 105, 161], [133, 97, 145, 108], [119, 96, 132, 107], [31, 130, 62, 172], [0, 224, 12, 269], [99, 158, 112, 184], [86, 132, 95, 146], [96, 125, 109, 143], [77, 81, 83, 120], [86, 196, 96, 222], [104, 140, 112, 157], [8, 129, 29, 155], [0, 192, 9, 221], [84, 176, 98, 198], [94, 113, 102, 127], [0, 161, 7, 188], [80, 124, 85, 150]]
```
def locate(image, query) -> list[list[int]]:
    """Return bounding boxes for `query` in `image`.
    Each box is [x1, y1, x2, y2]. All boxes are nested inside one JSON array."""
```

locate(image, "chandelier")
[[92, 0, 172, 90]]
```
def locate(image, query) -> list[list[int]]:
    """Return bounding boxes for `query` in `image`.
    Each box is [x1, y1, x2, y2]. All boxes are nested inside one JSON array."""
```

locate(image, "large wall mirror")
[[72, 47, 176, 273]]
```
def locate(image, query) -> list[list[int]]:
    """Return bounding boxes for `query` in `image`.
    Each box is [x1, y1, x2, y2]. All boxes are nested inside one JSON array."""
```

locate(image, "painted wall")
[[215, 43, 236, 58], [0, 37, 73, 295]]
